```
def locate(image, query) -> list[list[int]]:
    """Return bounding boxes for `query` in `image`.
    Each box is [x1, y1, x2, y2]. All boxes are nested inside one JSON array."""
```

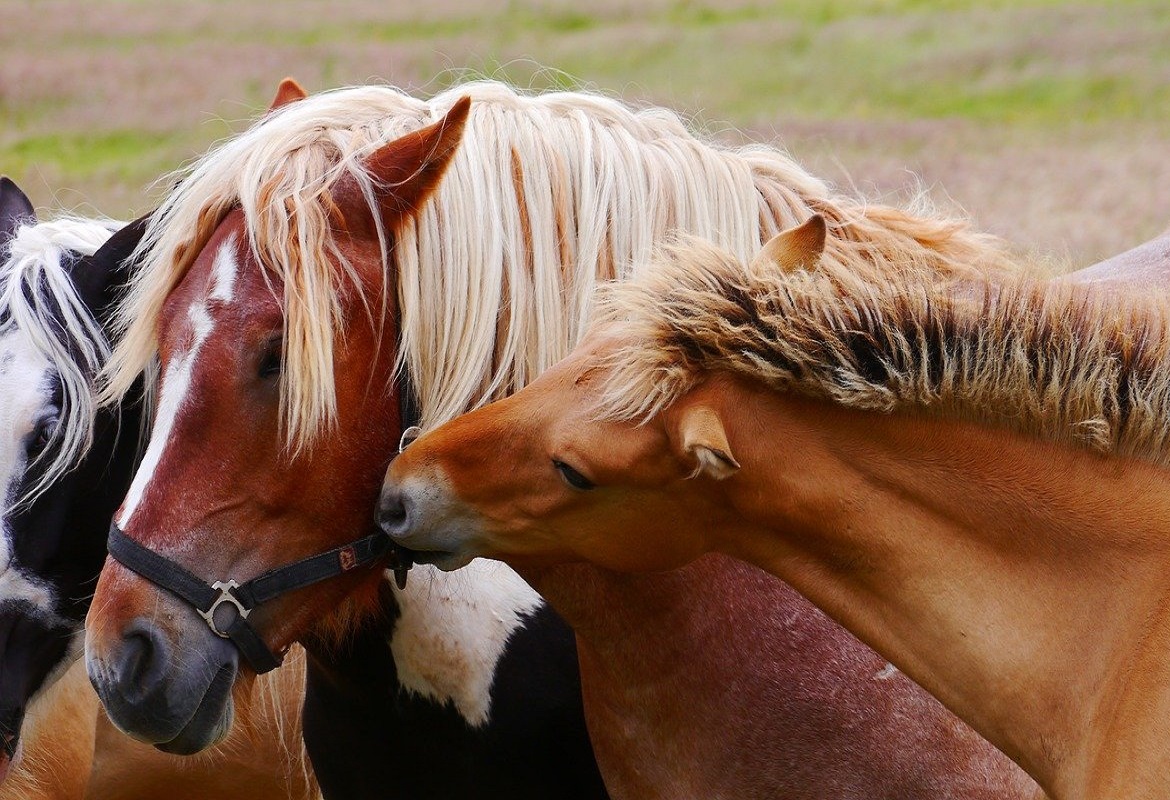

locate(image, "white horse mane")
[[0, 217, 120, 505], [105, 80, 1013, 444]]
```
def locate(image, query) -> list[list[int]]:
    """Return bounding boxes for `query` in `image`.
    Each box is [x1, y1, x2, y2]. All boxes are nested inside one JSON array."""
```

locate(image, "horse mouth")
[[153, 662, 236, 755], [386, 540, 416, 589], [395, 546, 473, 572]]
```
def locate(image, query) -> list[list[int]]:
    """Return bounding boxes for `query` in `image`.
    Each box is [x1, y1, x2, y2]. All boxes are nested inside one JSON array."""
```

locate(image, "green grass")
[[1, 0, 1165, 258], [2, 131, 175, 180]]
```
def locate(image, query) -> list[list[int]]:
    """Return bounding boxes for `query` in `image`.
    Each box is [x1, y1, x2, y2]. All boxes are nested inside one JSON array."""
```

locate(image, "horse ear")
[[678, 405, 740, 480], [362, 96, 471, 228], [0, 176, 36, 245], [751, 214, 826, 273], [70, 213, 151, 330], [267, 77, 308, 113]]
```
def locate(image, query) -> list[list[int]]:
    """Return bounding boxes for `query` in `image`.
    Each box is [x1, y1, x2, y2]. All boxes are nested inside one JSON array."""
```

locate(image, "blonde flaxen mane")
[[103, 80, 1015, 442], [595, 237, 1170, 464]]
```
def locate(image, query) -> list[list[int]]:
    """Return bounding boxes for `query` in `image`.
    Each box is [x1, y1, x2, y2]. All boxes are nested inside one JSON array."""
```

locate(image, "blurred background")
[[1, 0, 1166, 263]]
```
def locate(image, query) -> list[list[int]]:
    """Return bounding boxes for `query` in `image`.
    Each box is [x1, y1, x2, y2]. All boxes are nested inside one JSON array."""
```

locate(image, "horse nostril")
[[117, 620, 171, 701], [378, 488, 412, 537]]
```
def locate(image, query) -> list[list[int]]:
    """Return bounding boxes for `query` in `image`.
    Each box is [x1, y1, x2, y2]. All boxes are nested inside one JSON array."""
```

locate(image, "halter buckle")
[[197, 580, 250, 638], [399, 425, 422, 453]]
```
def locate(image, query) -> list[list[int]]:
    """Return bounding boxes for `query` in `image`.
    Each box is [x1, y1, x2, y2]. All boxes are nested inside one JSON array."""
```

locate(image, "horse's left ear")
[[70, 213, 152, 330], [0, 176, 36, 245], [363, 96, 471, 228], [678, 405, 740, 480], [751, 214, 826, 273], [266, 77, 308, 113]]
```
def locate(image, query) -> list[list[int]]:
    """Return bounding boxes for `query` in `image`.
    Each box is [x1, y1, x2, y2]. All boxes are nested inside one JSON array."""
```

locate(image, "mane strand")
[[594, 237, 1170, 465], [102, 80, 1017, 441], [0, 217, 121, 505]]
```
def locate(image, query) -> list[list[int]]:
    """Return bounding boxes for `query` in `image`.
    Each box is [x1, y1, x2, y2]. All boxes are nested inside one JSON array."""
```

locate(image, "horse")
[[83, 80, 1030, 797], [380, 215, 1170, 800], [0, 177, 315, 799]]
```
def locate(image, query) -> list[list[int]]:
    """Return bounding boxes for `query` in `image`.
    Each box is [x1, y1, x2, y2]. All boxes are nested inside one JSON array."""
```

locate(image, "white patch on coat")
[[0, 329, 60, 616], [117, 235, 237, 528], [875, 662, 899, 680], [389, 561, 543, 726]]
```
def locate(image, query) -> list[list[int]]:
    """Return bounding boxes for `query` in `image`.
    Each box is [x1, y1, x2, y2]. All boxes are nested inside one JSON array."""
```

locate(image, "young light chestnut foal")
[[382, 216, 1170, 800]]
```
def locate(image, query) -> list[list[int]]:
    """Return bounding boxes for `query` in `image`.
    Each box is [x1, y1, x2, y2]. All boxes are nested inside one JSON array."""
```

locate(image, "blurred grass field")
[[1, 0, 1166, 263]]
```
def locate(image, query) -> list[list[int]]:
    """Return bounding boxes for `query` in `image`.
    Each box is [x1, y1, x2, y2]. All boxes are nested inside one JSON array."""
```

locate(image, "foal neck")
[[707, 377, 1170, 800]]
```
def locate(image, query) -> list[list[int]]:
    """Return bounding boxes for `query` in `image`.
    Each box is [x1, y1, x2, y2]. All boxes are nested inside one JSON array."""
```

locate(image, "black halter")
[[106, 523, 394, 673], [105, 372, 421, 674]]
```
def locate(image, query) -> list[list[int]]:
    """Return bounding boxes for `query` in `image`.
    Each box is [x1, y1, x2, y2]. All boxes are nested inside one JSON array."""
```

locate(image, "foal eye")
[[552, 460, 595, 491]]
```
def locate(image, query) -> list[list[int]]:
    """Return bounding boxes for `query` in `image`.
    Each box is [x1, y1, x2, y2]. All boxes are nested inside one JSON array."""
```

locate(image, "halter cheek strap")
[[107, 523, 393, 674]]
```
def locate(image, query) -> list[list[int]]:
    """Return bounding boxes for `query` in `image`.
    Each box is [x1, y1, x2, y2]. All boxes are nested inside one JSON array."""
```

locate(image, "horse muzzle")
[[377, 478, 477, 571], [85, 601, 239, 754]]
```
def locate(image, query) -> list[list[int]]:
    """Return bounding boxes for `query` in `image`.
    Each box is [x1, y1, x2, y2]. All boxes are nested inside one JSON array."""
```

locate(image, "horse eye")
[[552, 459, 595, 491], [258, 344, 282, 379], [28, 417, 58, 458]]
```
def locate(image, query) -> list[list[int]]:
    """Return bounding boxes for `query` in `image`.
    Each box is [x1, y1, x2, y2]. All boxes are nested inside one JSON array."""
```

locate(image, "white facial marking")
[[117, 234, 238, 528], [0, 559, 57, 620], [390, 563, 543, 726], [209, 235, 238, 303], [0, 329, 61, 618]]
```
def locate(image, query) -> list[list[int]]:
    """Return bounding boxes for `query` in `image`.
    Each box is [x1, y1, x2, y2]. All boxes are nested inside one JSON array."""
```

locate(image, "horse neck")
[[521, 557, 804, 795], [523, 559, 736, 668], [702, 375, 1170, 800]]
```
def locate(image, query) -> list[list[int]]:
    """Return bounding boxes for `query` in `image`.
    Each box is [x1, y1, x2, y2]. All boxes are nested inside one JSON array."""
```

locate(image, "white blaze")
[[117, 235, 239, 528]]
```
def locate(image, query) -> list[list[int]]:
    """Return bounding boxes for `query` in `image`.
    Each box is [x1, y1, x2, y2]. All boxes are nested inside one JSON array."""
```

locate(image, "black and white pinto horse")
[[0, 177, 145, 780], [303, 568, 604, 799], [0, 176, 605, 798]]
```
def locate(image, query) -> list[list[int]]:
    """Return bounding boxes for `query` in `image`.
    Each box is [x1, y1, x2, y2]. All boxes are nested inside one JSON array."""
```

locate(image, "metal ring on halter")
[[399, 425, 422, 453], [197, 580, 250, 638]]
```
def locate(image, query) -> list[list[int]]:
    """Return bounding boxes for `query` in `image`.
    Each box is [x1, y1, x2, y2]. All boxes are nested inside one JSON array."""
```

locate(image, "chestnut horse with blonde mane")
[[85, 81, 1033, 796], [381, 216, 1170, 800]]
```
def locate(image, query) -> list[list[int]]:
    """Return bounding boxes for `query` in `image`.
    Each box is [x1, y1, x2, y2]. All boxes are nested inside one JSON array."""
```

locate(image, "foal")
[[381, 217, 1170, 800]]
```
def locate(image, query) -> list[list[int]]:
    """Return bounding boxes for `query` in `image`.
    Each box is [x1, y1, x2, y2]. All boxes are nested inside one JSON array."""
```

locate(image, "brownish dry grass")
[[1, 0, 1166, 263]]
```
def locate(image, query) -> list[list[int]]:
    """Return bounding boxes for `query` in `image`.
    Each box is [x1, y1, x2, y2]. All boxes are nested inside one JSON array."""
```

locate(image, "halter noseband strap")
[[107, 523, 393, 673]]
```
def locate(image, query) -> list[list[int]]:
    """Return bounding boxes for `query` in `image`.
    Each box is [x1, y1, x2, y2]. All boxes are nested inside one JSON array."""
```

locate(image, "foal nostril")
[[377, 488, 412, 537], [116, 620, 171, 702]]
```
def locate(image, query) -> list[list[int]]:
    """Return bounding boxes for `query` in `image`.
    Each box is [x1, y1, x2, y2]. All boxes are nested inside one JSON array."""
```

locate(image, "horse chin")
[[406, 548, 474, 572], [153, 664, 236, 755], [95, 636, 239, 753]]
